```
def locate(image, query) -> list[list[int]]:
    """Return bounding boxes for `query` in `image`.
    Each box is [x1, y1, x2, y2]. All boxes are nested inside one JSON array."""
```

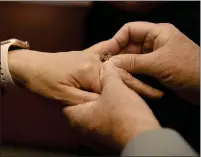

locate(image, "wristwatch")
[[1, 39, 30, 90]]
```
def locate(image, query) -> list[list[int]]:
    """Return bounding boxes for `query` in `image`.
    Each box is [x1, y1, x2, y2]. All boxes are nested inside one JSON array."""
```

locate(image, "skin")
[[8, 39, 163, 106], [6, 22, 199, 154], [63, 22, 200, 153], [110, 22, 200, 105], [64, 61, 160, 153], [4, 30, 163, 150]]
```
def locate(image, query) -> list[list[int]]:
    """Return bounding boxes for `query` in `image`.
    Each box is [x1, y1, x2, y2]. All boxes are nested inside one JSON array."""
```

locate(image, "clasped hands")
[[8, 22, 200, 151]]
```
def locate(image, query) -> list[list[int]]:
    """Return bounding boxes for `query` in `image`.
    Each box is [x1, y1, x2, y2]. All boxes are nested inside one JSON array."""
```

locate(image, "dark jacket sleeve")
[[121, 128, 198, 156]]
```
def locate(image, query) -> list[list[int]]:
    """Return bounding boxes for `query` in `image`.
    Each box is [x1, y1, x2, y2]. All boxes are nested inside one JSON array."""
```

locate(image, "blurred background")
[[1, 1, 200, 156], [0, 1, 92, 52]]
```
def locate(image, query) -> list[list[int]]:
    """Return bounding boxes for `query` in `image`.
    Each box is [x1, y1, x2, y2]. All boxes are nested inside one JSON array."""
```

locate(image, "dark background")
[[1, 1, 200, 155], [0, 2, 91, 52], [85, 2, 200, 154]]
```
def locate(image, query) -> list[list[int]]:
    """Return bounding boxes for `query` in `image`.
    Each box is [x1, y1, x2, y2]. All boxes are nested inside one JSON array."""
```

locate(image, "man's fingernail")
[[101, 61, 112, 82], [110, 58, 121, 66], [103, 61, 114, 71]]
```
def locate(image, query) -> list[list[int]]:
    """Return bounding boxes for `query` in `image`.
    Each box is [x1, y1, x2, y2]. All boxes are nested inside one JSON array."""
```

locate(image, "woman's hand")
[[8, 39, 163, 105]]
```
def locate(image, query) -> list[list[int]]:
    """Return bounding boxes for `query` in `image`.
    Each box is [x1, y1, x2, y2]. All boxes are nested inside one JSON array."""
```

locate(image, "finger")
[[63, 101, 95, 128], [100, 61, 123, 91], [84, 38, 121, 56], [110, 53, 157, 76], [118, 68, 163, 99], [61, 86, 100, 105], [113, 21, 158, 49], [100, 61, 146, 102], [120, 43, 143, 54]]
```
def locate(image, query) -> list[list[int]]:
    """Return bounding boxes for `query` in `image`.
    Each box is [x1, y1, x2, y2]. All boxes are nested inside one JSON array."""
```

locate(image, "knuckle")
[[52, 93, 67, 104], [158, 23, 181, 41], [120, 69, 133, 82], [83, 62, 92, 72], [166, 23, 175, 29], [123, 23, 129, 28], [124, 72, 134, 83], [82, 59, 95, 73], [122, 22, 132, 31], [159, 23, 176, 30], [82, 95, 90, 103]]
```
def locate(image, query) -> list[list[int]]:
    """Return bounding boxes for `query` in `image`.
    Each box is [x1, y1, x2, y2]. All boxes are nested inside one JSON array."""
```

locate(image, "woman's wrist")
[[8, 49, 45, 87]]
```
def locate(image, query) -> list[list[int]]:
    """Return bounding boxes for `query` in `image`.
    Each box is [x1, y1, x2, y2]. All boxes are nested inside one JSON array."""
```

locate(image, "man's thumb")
[[100, 61, 123, 90], [110, 53, 155, 75]]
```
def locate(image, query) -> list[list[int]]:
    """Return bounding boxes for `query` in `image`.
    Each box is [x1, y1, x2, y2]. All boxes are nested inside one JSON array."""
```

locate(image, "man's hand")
[[111, 22, 200, 103], [63, 61, 160, 152], [8, 39, 163, 105]]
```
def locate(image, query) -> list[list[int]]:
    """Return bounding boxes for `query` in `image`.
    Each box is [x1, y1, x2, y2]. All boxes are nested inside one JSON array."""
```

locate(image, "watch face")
[[1, 39, 29, 49]]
